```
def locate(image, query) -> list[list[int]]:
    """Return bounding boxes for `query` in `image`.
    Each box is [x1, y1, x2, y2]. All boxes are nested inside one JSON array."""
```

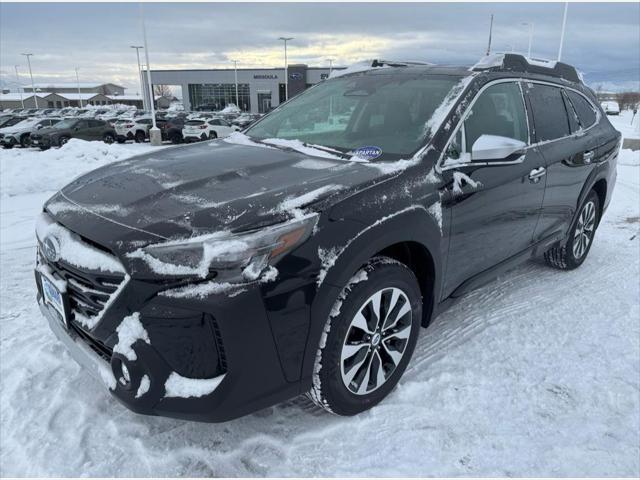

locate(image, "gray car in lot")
[[30, 118, 117, 149]]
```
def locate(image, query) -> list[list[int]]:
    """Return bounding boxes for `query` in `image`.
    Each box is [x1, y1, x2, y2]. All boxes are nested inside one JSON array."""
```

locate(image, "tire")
[[134, 131, 146, 143], [544, 190, 600, 270], [59, 136, 69, 146], [20, 134, 30, 148], [208, 131, 218, 140], [103, 133, 115, 144], [170, 132, 182, 144], [308, 256, 422, 416], [116, 138, 125, 144]]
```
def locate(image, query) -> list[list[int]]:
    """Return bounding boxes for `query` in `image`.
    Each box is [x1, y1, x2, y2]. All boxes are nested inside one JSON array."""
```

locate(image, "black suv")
[[35, 54, 619, 422], [31, 118, 116, 149]]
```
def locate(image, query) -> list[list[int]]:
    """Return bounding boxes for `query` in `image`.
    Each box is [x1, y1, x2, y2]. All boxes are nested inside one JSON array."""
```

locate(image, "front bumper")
[[0, 135, 17, 146], [35, 257, 307, 422]]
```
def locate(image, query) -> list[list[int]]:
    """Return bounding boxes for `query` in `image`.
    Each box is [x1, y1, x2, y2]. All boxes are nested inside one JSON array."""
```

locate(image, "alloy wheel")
[[573, 200, 596, 259], [340, 287, 412, 395]]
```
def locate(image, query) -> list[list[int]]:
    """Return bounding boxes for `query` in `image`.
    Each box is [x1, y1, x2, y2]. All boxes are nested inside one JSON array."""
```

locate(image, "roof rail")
[[471, 53, 581, 84], [371, 59, 435, 68]]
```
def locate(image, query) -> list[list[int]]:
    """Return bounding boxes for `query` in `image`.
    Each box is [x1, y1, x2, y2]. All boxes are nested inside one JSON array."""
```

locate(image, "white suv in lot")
[[115, 117, 153, 143], [182, 117, 239, 142]]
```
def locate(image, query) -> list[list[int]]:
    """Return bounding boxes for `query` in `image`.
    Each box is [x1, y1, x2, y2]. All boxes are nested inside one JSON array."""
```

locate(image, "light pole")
[[130, 45, 145, 110], [522, 22, 534, 58], [558, 2, 569, 61], [21, 53, 38, 108], [278, 37, 293, 101], [139, 3, 161, 146], [326, 58, 334, 76], [75, 67, 84, 108], [232, 60, 239, 110], [14, 65, 24, 109]]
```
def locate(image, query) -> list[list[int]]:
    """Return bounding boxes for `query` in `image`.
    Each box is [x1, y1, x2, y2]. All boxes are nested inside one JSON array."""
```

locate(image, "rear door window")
[[526, 83, 571, 141], [565, 90, 597, 129]]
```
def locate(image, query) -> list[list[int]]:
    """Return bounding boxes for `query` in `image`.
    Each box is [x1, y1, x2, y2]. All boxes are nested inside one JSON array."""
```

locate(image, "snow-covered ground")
[[1, 134, 639, 476]]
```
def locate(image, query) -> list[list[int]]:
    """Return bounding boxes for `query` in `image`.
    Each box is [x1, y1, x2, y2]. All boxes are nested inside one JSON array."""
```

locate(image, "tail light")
[[125, 124, 134, 128], [199, 125, 207, 129]]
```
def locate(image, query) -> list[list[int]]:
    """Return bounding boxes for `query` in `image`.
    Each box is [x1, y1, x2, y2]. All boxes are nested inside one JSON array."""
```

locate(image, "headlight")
[[130, 214, 318, 281]]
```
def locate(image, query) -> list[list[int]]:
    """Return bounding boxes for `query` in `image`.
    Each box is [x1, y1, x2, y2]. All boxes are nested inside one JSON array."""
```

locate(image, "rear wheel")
[[134, 131, 146, 143], [308, 256, 422, 415], [170, 132, 182, 144], [544, 190, 600, 270], [58, 136, 70, 146], [20, 134, 30, 148]]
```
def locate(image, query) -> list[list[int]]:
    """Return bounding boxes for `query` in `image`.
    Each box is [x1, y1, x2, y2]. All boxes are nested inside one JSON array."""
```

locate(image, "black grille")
[[70, 322, 113, 361]]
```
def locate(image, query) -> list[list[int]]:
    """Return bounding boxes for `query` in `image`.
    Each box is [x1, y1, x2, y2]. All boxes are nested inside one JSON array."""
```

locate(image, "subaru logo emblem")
[[289, 72, 303, 80], [43, 235, 61, 263]]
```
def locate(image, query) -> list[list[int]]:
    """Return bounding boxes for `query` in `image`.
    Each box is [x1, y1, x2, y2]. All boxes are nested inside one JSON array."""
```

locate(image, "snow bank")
[[0, 139, 165, 198]]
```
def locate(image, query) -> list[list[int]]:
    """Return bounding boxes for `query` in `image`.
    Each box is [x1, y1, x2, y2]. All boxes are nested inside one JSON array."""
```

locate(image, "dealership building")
[[146, 64, 342, 113]]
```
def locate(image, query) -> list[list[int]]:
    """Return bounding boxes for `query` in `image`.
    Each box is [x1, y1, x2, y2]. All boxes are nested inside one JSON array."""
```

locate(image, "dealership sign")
[[254, 74, 278, 79], [289, 72, 303, 80]]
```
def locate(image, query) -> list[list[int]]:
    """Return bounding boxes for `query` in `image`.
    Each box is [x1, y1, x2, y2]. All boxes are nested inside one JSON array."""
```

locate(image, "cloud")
[[1, 2, 638, 92]]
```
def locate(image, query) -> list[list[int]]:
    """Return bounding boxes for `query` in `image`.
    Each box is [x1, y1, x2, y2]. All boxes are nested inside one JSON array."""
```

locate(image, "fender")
[[563, 149, 615, 245], [300, 206, 444, 384]]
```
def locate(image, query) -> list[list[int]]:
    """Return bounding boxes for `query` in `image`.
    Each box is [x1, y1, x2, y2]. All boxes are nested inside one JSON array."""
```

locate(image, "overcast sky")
[[1, 2, 638, 94]]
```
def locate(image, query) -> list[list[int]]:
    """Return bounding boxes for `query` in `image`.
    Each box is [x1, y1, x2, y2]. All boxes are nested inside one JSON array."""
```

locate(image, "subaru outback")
[[35, 54, 620, 422]]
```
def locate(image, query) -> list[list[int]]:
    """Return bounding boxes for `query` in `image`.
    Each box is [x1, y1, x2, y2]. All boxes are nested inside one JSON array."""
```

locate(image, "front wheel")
[[208, 131, 218, 140], [20, 134, 30, 148], [544, 190, 600, 270], [58, 136, 70, 146], [308, 256, 422, 416], [134, 131, 146, 143], [103, 133, 115, 144]]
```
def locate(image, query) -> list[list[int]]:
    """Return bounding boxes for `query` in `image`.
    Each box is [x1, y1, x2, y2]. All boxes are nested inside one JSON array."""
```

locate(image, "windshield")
[[246, 73, 460, 158], [2, 117, 23, 127], [53, 119, 77, 129]]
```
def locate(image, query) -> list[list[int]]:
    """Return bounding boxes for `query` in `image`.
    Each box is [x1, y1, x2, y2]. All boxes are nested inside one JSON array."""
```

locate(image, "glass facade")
[[188, 83, 251, 111]]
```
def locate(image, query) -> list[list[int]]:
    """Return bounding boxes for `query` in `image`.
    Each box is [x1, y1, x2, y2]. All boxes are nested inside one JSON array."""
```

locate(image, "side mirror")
[[471, 135, 527, 162]]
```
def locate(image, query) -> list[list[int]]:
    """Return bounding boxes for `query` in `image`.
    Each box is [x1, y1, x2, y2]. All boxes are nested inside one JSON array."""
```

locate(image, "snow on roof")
[[0, 92, 51, 100], [106, 95, 143, 101], [53, 93, 103, 100], [29, 82, 124, 89]]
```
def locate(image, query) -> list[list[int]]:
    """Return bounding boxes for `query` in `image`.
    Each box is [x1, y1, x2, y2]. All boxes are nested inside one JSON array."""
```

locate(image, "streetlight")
[[21, 53, 38, 108], [139, 3, 161, 146], [14, 65, 24, 109], [326, 58, 334, 76], [278, 37, 293, 101], [130, 45, 145, 110], [75, 67, 84, 108], [521, 22, 534, 58], [231, 59, 239, 110]]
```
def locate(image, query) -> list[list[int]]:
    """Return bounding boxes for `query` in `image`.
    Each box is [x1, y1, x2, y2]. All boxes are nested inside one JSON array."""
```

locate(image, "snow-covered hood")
[[44, 140, 389, 245], [0, 121, 37, 135]]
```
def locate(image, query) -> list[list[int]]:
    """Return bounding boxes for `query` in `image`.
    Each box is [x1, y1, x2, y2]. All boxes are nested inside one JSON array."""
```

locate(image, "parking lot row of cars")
[[0, 106, 263, 149]]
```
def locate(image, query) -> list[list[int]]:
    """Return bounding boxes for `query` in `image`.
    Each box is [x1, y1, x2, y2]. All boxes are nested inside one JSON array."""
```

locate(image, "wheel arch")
[[301, 209, 443, 383], [591, 178, 607, 227]]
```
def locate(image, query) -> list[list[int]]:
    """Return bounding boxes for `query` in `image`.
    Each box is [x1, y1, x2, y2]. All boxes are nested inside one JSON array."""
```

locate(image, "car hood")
[[44, 139, 392, 247]]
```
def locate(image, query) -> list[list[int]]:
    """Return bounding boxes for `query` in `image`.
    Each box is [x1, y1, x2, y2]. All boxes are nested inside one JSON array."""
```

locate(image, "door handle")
[[583, 150, 595, 164], [528, 166, 546, 183]]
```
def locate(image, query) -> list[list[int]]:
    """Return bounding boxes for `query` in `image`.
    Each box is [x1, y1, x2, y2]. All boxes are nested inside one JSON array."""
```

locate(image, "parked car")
[[30, 118, 116, 149], [231, 113, 261, 129], [115, 117, 152, 143], [0, 116, 23, 128], [601, 101, 620, 115], [157, 116, 185, 144], [0, 117, 61, 148], [182, 117, 239, 141], [34, 54, 619, 422]]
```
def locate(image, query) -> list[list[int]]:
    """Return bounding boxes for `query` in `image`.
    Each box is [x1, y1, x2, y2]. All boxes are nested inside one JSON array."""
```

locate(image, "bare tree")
[[154, 84, 173, 98], [617, 91, 640, 111]]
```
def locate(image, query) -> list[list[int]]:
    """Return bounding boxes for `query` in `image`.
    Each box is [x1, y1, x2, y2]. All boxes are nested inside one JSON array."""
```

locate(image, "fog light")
[[119, 362, 131, 386]]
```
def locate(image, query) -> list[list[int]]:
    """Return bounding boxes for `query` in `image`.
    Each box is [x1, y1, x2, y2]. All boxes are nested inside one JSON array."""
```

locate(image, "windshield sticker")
[[351, 146, 382, 160]]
